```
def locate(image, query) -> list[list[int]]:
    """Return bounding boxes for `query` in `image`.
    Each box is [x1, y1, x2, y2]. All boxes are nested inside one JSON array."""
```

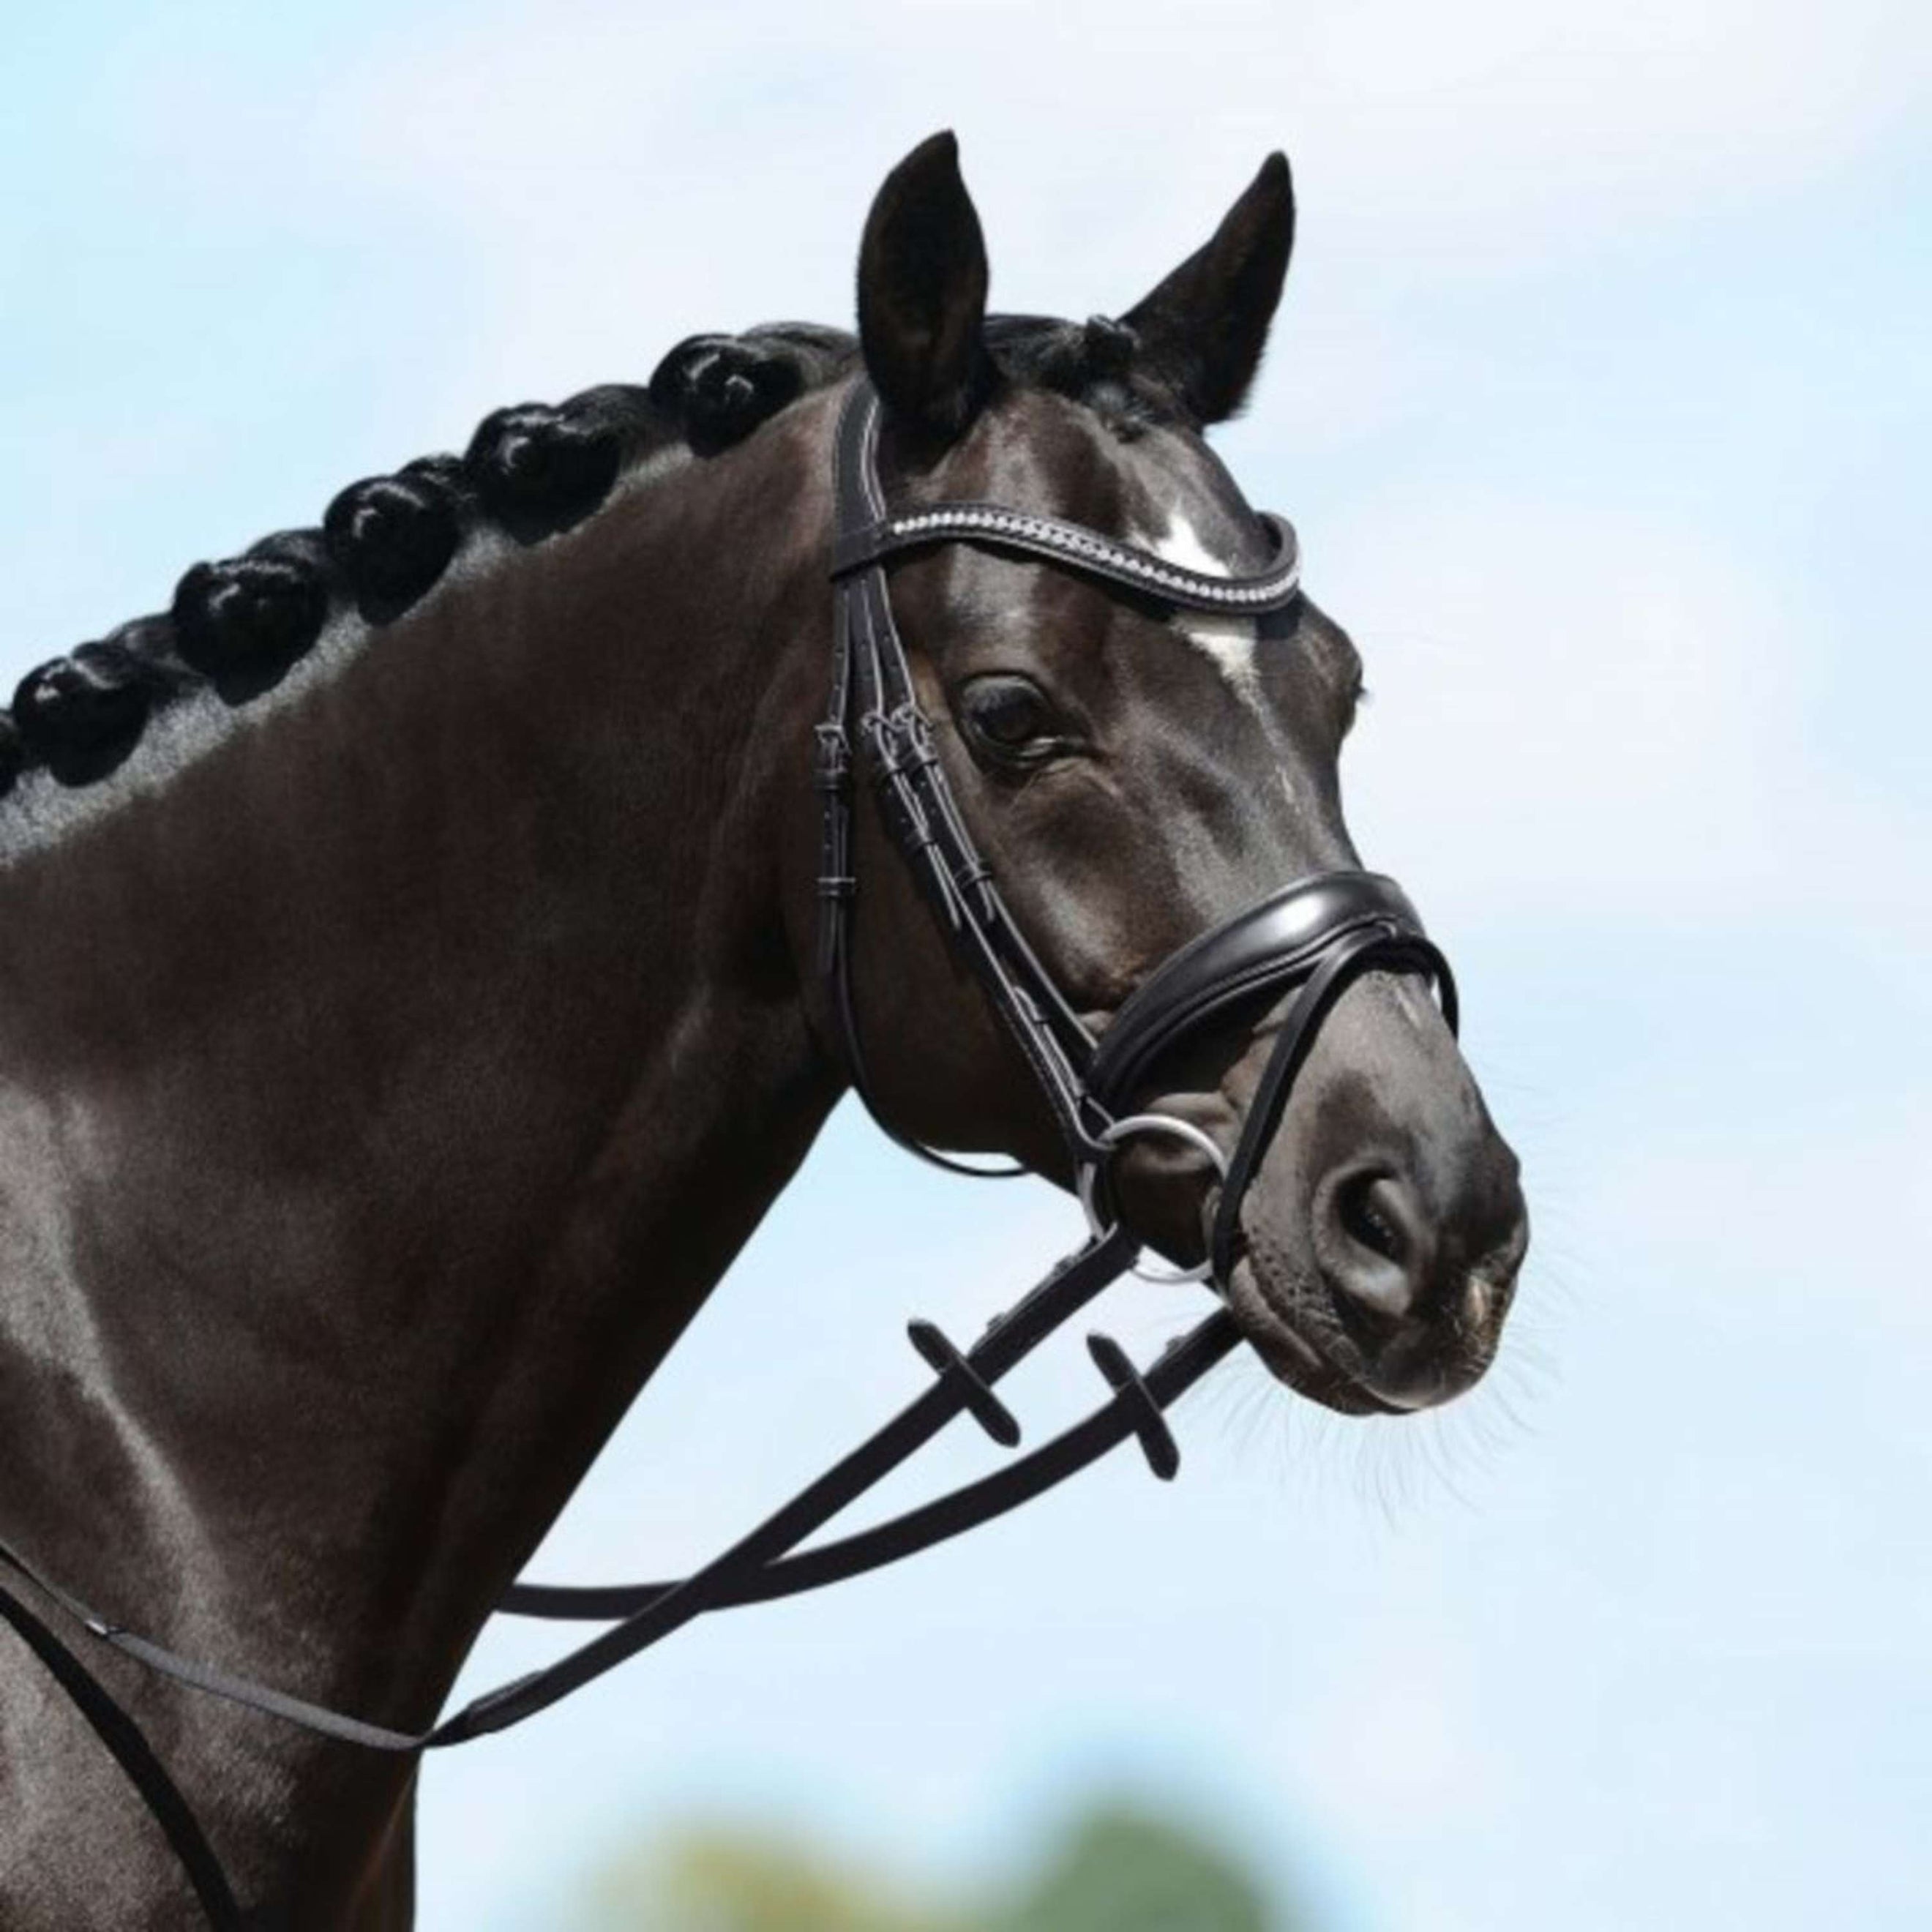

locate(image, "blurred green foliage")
[[596, 1824, 956, 1932], [589, 1800, 1292, 1931], [1000, 1809, 1270, 1932]]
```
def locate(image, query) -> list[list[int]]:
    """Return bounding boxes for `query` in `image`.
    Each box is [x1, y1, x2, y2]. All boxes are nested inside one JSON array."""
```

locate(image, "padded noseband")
[[1089, 872, 1451, 1111]]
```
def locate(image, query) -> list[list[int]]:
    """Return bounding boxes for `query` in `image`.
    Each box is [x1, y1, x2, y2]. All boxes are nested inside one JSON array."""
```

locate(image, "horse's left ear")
[[856, 131, 992, 443], [1121, 152, 1295, 427]]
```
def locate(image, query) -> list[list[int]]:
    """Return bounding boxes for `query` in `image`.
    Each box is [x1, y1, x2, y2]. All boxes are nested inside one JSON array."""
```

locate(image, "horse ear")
[[1121, 152, 1295, 427], [856, 131, 992, 442]]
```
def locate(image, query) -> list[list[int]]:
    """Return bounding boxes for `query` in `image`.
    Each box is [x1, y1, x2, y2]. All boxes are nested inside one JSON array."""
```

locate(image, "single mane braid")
[[323, 457, 469, 624], [172, 532, 334, 700], [12, 641, 161, 787]]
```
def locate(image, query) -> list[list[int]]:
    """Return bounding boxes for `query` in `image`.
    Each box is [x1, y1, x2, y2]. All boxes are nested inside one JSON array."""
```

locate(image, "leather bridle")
[[817, 375, 1455, 1278], [0, 372, 1458, 1929]]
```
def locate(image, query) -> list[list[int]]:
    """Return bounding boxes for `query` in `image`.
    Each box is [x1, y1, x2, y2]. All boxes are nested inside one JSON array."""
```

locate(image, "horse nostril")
[[1323, 1168, 1430, 1327], [1337, 1171, 1410, 1267], [1306, 1139, 1527, 1408]]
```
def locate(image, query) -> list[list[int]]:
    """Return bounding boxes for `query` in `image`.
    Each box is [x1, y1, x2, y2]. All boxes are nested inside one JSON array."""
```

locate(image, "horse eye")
[[958, 674, 1060, 760]]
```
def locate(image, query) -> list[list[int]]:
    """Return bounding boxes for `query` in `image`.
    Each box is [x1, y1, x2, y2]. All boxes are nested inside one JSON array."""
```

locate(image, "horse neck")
[[0, 391, 845, 1894]]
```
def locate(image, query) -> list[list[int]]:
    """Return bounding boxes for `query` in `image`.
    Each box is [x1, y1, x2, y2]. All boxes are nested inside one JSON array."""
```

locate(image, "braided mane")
[[0, 311, 1165, 809]]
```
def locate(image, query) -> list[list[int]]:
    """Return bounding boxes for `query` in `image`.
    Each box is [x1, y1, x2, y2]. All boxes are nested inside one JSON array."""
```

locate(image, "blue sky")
[[3, 4, 1928, 1928]]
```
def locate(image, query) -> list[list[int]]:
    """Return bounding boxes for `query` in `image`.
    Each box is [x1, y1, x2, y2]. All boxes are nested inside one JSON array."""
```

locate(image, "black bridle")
[[0, 374, 1456, 1929], [816, 376, 1453, 1278]]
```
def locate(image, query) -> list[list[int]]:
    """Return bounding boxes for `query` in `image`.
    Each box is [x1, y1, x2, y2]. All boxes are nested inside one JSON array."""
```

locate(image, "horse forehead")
[[1105, 445, 1273, 713], [1114, 428, 1265, 560], [963, 389, 1248, 536], [941, 397, 1277, 705]]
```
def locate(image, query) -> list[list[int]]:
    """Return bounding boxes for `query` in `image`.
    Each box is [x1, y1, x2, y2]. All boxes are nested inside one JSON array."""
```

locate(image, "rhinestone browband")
[[830, 501, 1303, 612]]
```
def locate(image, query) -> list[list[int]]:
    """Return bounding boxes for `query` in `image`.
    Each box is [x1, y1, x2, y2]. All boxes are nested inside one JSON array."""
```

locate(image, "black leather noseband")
[[1089, 872, 1446, 1109], [1087, 871, 1455, 1280], [0, 371, 1461, 1929]]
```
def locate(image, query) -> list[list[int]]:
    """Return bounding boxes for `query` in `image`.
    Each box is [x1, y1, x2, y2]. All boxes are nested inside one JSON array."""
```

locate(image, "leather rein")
[[0, 374, 1455, 1929]]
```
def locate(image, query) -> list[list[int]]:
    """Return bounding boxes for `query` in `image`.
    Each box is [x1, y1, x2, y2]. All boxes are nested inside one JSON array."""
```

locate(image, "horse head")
[[809, 133, 1527, 1413]]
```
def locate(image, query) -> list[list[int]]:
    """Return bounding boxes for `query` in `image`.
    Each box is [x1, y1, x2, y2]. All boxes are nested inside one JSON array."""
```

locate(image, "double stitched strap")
[[820, 381, 1099, 1169]]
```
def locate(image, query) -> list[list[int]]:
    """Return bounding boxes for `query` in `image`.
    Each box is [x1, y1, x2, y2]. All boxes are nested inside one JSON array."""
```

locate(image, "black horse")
[[0, 133, 1526, 1927]]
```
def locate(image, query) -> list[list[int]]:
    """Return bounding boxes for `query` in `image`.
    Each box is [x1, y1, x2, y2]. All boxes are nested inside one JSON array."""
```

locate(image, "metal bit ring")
[[1077, 1113, 1229, 1285]]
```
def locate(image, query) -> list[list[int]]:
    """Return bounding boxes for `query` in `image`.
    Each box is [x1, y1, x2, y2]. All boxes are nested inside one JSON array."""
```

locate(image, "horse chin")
[[1221, 1254, 1402, 1417]]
